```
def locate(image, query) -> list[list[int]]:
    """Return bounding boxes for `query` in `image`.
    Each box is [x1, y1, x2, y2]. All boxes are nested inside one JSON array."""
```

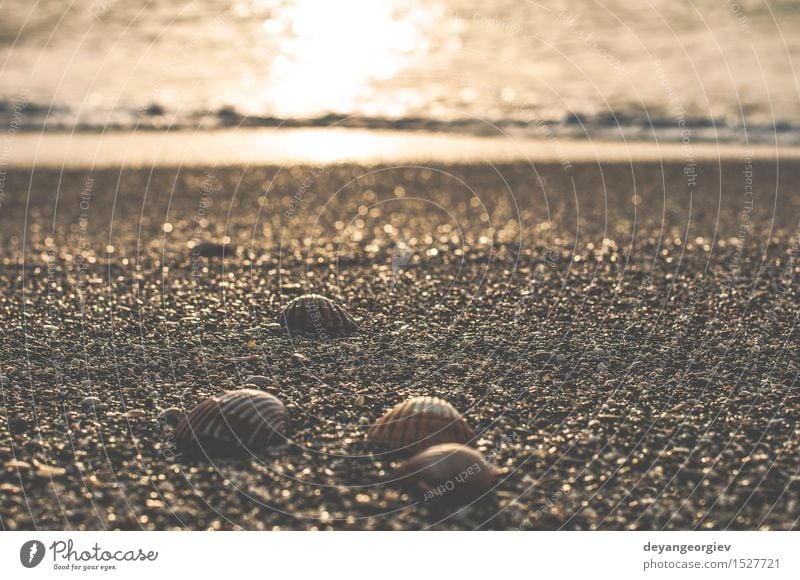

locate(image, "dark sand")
[[0, 159, 798, 530]]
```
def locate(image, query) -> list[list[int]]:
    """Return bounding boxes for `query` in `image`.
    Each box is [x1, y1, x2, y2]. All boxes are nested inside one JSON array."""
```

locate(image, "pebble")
[[242, 375, 279, 394], [122, 409, 147, 419], [244, 375, 270, 388], [36, 465, 67, 478], [192, 241, 231, 258], [80, 397, 108, 411], [4, 460, 32, 470], [157, 407, 184, 426]]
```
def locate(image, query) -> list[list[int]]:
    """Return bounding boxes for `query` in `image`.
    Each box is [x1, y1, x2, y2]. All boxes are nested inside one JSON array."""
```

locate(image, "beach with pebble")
[[1, 160, 798, 530]]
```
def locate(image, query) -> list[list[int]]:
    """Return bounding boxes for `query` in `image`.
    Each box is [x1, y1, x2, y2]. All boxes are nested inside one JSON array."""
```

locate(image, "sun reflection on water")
[[247, 0, 433, 119]]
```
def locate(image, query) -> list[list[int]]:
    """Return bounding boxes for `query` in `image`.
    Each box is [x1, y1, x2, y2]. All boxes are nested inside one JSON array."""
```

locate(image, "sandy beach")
[[0, 155, 798, 531]]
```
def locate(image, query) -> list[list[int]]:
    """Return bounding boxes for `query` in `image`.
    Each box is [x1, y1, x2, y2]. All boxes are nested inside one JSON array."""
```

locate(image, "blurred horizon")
[[1, 0, 798, 144]]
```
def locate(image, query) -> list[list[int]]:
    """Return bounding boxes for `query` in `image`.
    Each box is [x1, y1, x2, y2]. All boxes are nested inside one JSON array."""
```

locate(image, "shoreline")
[[2, 128, 797, 169]]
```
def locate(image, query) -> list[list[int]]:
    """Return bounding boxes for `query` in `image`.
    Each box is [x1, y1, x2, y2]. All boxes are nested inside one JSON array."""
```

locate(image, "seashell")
[[279, 294, 358, 337], [174, 389, 288, 456], [368, 396, 475, 454], [396, 443, 499, 503]]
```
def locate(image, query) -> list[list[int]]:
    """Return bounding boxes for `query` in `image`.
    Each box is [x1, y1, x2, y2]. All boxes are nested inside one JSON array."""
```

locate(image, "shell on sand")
[[395, 443, 499, 502], [368, 396, 475, 454], [174, 389, 288, 455], [278, 294, 358, 337]]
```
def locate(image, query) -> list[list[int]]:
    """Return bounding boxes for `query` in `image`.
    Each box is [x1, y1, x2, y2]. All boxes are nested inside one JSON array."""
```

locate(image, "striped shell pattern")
[[368, 396, 475, 454], [396, 443, 499, 502], [279, 294, 358, 337], [174, 389, 289, 455]]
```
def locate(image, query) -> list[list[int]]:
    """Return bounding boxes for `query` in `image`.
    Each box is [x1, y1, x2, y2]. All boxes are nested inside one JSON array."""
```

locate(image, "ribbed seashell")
[[368, 396, 475, 454], [174, 389, 288, 455], [279, 294, 358, 337], [396, 443, 499, 503]]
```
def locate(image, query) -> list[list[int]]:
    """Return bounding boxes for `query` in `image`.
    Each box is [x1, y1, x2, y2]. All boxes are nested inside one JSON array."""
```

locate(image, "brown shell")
[[368, 396, 475, 454], [396, 443, 499, 503], [174, 389, 288, 456], [279, 294, 358, 337]]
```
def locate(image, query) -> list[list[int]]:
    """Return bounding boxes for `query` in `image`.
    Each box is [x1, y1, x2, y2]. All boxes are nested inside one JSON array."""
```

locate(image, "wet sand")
[[0, 159, 798, 530]]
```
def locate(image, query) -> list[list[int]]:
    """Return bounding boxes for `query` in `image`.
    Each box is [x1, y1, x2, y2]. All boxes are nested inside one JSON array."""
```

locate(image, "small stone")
[[280, 283, 304, 293], [0, 483, 21, 494], [596, 414, 621, 422], [24, 439, 45, 452], [80, 397, 107, 411], [157, 407, 184, 426], [122, 409, 147, 419], [4, 460, 32, 471], [244, 375, 270, 388], [36, 465, 67, 478], [444, 363, 467, 374], [192, 241, 232, 258], [242, 376, 279, 394]]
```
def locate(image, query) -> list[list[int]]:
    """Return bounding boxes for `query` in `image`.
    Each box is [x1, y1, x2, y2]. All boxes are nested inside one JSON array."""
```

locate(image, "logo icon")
[[20, 540, 45, 568]]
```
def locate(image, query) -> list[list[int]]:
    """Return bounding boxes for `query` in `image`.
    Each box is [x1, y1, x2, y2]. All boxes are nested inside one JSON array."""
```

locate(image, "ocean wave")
[[0, 101, 796, 146]]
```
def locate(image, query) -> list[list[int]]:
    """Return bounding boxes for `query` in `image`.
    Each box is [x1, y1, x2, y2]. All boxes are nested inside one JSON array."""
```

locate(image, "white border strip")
[[1, 531, 797, 579]]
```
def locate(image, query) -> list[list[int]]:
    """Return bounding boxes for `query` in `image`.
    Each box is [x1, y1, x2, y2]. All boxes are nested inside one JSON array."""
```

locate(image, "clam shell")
[[368, 396, 475, 454], [279, 294, 358, 337], [174, 389, 288, 455], [396, 443, 499, 503]]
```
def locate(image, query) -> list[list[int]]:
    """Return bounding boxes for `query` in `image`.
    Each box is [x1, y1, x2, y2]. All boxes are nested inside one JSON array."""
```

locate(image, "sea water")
[[1, 0, 797, 144]]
